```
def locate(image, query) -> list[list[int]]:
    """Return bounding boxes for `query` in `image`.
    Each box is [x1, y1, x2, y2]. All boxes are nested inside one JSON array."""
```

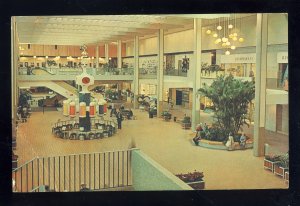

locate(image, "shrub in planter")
[[176, 170, 205, 189]]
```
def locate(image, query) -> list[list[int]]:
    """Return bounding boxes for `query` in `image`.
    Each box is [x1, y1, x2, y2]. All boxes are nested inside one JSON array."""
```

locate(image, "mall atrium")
[[11, 14, 289, 192]]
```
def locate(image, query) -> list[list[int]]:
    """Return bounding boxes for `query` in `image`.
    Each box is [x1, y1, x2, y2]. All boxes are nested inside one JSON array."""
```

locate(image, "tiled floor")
[[15, 106, 288, 190]]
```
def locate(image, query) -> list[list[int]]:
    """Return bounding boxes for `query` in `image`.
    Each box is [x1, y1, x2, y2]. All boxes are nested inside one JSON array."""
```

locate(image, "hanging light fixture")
[[238, 15, 245, 43], [217, 17, 222, 30], [225, 50, 230, 55], [230, 45, 236, 50], [206, 29, 212, 34]]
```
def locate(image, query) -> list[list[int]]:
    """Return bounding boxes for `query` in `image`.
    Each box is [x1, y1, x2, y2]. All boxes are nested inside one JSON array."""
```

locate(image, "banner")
[[221, 53, 256, 64]]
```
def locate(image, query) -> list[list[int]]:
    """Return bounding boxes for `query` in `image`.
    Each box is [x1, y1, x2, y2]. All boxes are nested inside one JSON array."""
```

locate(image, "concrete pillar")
[[157, 29, 164, 117], [95, 45, 99, 68], [117, 40, 122, 69], [105, 43, 109, 63], [192, 18, 202, 131], [254, 13, 268, 157], [133, 37, 139, 109]]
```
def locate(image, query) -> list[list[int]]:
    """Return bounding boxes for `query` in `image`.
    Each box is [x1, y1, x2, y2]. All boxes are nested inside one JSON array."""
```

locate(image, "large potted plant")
[[176, 170, 205, 189], [161, 111, 172, 121], [198, 74, 255, 142], [181, 116, 191, 129]]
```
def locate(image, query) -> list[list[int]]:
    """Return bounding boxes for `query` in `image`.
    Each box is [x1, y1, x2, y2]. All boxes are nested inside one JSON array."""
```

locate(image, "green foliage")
[[198, 74, 255, 137], [182, 116, 191, 123]]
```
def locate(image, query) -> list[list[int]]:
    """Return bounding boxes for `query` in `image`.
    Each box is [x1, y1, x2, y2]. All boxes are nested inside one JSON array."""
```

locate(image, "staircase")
[[19, 81, 78, 99], [12, 150, 133, 192]]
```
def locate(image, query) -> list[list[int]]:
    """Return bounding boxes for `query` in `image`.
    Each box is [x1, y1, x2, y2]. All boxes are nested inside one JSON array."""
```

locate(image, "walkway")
[[15, 108, 288, 190]]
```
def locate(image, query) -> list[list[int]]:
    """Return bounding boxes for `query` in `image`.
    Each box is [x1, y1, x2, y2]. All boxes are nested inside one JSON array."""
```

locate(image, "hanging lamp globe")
[[222, 37, 227, 42], [231, 45, 236, 50], [217, 25, 222, 30], [228, 24, 233, 29], [222, 42, 227, 47], [232, 36, 238, 41], [213, 33, 218, 38], [206, 29, 212, 34], [226, 41, 231, 46], [225, 50, 230, 55], [233, 32, 238, 37], [239, 37, 244, 42]]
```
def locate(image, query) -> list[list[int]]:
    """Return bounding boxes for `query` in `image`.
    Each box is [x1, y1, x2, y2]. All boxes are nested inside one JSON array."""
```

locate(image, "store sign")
[[277, 52, 288, 63], [221, 53, 256, 63]]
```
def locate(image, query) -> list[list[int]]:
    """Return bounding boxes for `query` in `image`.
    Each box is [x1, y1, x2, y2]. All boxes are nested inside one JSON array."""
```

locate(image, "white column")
[[254, 13, 268, 157], [117, 40, 122, 68], [192, 18, 202, 131], [95, 45, 99, 68], [105, 43, 109, 63], [157, 29, 164, 117], [133, 37, 139, 109]]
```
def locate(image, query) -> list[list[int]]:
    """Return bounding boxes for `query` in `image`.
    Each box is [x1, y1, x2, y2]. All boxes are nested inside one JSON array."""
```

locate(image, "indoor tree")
[[198, 74, 255, 140]]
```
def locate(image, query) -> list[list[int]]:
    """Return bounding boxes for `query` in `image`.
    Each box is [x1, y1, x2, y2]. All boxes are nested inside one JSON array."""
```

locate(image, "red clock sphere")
[[82, 77, 90, 84]]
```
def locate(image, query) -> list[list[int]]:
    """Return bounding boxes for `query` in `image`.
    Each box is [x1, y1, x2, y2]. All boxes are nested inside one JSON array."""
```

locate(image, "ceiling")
[[15, 14, 255, 46]]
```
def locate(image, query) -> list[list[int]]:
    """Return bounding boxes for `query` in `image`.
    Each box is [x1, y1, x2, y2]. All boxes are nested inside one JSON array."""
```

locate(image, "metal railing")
[[12, 149, 133, 192], [18, 67, 134, 76], [163, 68, 188, 77]]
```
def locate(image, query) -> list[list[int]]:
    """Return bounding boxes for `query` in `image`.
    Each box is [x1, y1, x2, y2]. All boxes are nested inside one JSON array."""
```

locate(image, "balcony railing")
[[12, 149, 133, 192], [163, 68, 187, 77], [18, 67, 134, 76], [139, 67, 157, 79]]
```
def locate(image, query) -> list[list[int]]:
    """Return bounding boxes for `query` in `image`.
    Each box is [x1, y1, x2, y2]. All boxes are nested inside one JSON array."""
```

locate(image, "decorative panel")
[[58, 45, 68, 56]]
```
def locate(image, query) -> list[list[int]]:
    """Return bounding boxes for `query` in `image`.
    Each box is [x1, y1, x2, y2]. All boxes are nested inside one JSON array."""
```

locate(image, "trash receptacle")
[[174, 117, 177, 122]]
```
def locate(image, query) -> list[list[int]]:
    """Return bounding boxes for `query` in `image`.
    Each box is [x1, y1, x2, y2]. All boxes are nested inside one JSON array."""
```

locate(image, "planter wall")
[[274, 164, 288, 178], [285, 171, 289, 184], [264, 159, 280, 172], [181, 122, 191, 129], [187, 180, 205, 190]]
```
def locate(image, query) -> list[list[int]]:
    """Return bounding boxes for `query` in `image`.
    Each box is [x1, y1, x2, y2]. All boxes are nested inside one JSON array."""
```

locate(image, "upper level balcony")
[[18, 67, 134, 81]]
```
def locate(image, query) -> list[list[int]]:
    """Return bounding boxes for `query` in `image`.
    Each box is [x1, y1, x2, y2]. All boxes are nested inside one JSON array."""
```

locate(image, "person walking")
[[116, 110, 123, 129]]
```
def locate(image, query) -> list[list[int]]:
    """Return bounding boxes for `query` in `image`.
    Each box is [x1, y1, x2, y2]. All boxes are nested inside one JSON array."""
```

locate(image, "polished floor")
[[15, 105, 288, 190]]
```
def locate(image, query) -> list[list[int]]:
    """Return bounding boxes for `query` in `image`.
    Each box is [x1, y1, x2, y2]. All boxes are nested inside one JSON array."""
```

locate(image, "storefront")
[[220, 53, 256, 79]]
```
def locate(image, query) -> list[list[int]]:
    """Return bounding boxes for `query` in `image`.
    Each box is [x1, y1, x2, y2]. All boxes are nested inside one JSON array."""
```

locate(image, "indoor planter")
[[181, 116, 191, 129], [161, 111, 172, 121], [264, 155, 281, 172], [176, 170, 205, 190], [273, 153, 289, 178]]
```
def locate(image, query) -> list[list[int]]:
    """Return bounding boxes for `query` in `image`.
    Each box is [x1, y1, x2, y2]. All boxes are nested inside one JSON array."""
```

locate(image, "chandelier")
[[206, 14, 245, 55]]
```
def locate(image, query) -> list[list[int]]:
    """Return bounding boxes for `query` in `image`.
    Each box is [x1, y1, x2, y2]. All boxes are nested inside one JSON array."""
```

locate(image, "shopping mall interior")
[[10, 13, 290, 194]]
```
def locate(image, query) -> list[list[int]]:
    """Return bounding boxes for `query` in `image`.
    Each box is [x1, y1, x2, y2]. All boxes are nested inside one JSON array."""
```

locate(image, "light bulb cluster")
[[206, 15, 245, 55]]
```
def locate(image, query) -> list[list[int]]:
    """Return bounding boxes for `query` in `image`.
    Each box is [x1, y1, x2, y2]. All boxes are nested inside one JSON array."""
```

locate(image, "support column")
[[192, 18, 202, 131], [254, 13, 268, 157], [117, 40, 122, 69], [95, 45, 99, 68], [133, 37, 139, 109], [105, 43, 109, 63], [157, 29, 164, 117]]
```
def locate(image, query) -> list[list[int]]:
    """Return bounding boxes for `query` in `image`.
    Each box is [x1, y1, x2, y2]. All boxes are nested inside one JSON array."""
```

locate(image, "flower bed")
[[176, 171, 205, 190]]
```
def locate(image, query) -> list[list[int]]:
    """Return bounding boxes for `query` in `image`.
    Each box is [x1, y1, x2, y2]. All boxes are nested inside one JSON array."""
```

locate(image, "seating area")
[[52, 119, 117, 140]]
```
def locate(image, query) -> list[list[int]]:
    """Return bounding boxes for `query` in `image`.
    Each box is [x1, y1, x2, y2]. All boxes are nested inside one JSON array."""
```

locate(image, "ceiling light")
[[228, 24, 233, 29], [233, 32, 238, 37], [206, 29, 212, 34], [226, 41, 231, 46], [239, 37, 244, 42], [232, 36, 238, 41], [222, 42, 227, 47], [217, 25, 222, 30], [33, 56, 36, 58], [225, 50, 230, 55], [45, 56, 48, 59], [213, 33, 218, 38], [231, 45, 236, 50]]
